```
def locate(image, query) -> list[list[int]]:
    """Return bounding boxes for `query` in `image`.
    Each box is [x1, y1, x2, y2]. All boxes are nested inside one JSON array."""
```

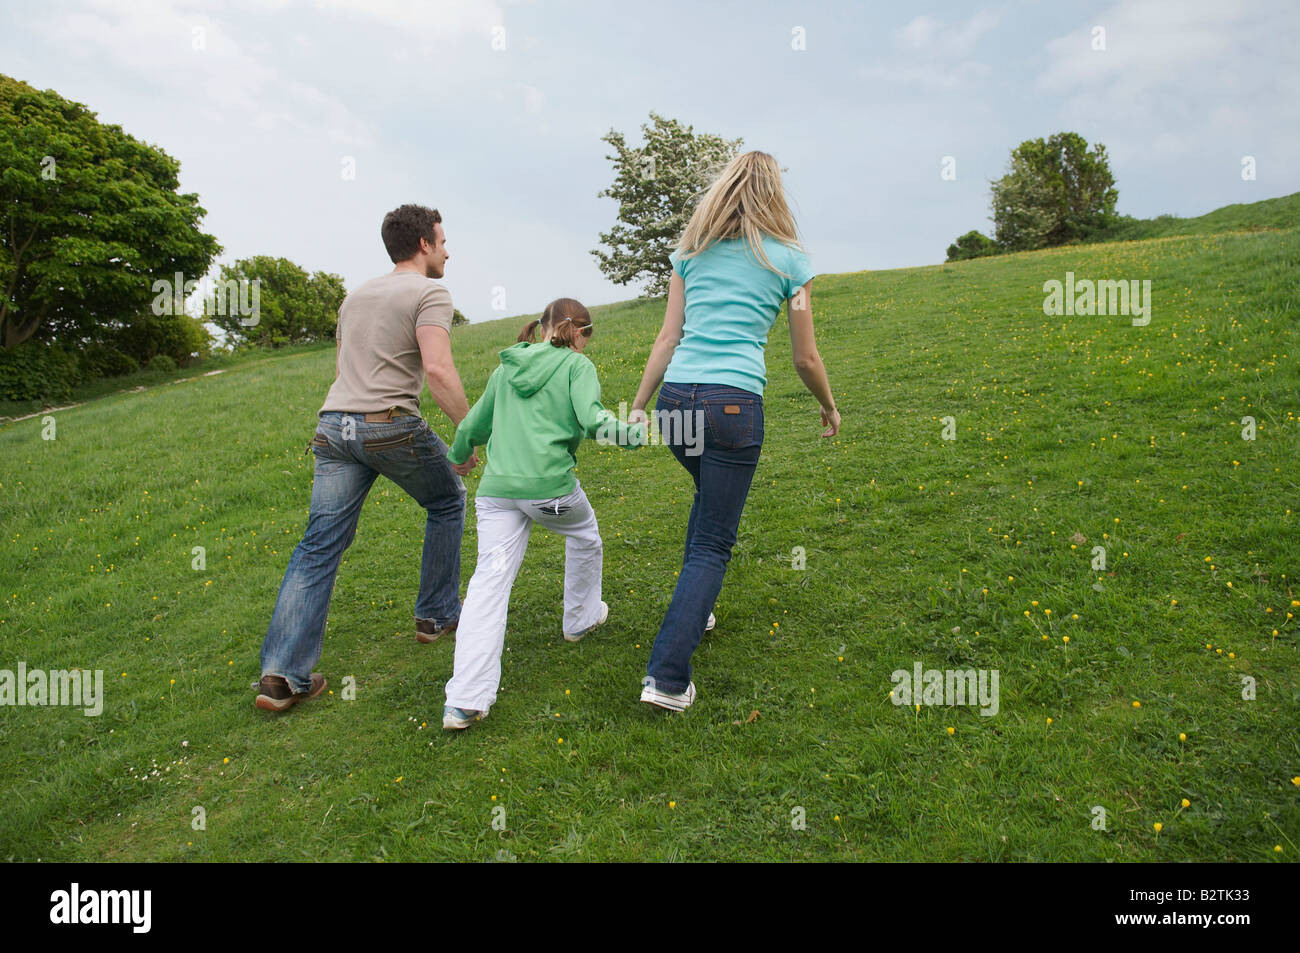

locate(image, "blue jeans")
[[260, 412, 466, 693], [645, 383, 763, 693]]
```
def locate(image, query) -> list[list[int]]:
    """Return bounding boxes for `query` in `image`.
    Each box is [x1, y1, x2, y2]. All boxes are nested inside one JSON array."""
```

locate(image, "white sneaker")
[[565, 601, 609, 643], [706, 612, 716, 631], [640, 680, 696, 712], [443, 705, 489, 730]]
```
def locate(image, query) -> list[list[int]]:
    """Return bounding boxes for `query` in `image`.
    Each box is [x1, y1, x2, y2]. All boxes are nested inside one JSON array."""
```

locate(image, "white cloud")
[[1036, 0, 1300, 160], [862, 8, 1003, 91], [899, 15, 941, 49], [310, 0, 502, 32], [858, 60, 990, 93], [34, 0, 373, 146], [898, 9, 1002, 58], [521, 83, 544, 115]]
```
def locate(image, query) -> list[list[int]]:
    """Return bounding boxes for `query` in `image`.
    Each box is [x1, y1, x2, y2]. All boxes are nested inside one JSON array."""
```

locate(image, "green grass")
[[1, 222, 1298, 861], [1090, 191, 1300, 244], [0, 341, 342, 422]]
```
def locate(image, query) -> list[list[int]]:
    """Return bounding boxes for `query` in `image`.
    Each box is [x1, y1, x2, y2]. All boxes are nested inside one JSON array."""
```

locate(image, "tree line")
[[3, 68, 1125, 407], [0, 75, 358, 404]]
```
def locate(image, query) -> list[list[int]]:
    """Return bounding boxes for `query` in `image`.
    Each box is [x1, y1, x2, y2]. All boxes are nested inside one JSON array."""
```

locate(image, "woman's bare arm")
[[787, 281, 840, 437], [630, 271, 686, 421]]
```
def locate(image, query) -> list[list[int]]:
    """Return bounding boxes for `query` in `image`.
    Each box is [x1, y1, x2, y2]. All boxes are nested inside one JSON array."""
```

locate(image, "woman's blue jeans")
[[645, 382, 763, 694], [260, 412, 466, 694]]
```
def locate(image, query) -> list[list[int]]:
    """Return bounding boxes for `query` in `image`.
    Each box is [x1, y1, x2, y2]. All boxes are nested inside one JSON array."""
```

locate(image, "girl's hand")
[[628, 408, 648, 427], [820, 406, 841, 438], [452, 450, 479, 475]]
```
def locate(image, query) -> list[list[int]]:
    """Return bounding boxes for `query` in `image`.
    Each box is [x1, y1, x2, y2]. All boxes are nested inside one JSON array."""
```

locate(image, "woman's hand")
[[820, 406, 840, 438]]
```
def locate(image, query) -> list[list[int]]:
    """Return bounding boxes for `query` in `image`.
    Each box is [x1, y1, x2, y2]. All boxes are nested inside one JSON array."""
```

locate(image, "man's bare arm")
[[416, 325, 471, 425]]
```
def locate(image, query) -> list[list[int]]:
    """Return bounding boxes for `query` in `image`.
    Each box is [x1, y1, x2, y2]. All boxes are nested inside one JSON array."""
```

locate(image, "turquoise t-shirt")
[[663, 235, 815, 396]]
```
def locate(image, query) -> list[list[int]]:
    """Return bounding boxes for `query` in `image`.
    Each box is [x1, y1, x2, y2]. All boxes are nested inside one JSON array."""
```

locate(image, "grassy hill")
[[1092, 191, 1300, 243], [1, 216, 1297, 861]]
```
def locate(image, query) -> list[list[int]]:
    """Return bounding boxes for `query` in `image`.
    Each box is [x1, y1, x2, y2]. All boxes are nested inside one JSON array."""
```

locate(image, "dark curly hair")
[[381, 204, 442, 263]]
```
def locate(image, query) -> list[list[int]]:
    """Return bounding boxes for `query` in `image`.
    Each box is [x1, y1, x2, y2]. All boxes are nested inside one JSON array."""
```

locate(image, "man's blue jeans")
[[260, 412, 466, 693], [646, 383, 763, 694]]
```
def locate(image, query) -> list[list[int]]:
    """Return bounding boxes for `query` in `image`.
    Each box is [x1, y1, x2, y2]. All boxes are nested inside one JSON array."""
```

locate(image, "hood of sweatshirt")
[[498, 341, 575, 398]]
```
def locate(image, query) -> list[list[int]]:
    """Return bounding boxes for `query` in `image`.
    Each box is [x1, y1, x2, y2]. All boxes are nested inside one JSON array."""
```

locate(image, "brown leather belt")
[[354, 408, 413, 422]]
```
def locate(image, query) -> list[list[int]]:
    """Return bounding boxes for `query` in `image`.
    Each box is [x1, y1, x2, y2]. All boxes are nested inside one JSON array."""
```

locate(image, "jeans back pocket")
[[702, 397, 761, 450]]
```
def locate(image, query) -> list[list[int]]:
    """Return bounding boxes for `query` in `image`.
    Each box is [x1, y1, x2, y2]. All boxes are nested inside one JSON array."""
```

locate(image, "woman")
[[629, 151, 840, 711]]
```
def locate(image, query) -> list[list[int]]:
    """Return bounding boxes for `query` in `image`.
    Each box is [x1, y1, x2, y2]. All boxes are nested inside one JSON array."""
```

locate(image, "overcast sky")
[[2, 0, 1296, 321]]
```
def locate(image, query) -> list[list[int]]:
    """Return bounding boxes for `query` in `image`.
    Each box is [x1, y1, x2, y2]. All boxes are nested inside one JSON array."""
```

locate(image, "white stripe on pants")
[[444, 482, 604, 712]]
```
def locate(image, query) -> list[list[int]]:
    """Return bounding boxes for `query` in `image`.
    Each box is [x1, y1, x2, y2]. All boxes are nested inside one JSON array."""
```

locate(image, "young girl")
[[629, 150, 841, 711], [441, 298, 645, 729]]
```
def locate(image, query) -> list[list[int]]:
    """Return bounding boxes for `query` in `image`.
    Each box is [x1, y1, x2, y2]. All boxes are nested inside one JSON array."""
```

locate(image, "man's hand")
[[452, 450, 479, 476]]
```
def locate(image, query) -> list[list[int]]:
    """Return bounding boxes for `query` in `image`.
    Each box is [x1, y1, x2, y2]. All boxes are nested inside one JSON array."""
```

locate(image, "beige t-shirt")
[[319, 271, 454, 416]]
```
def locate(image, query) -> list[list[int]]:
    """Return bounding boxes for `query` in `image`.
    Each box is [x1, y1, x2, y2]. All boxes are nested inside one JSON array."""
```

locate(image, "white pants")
[[444, 482, 604, 712]]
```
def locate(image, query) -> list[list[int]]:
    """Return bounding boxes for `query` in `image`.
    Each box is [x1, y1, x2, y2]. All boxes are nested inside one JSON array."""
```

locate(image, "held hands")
[[452, 449, 479, 476], [820, 406, 841, 438], [627, 408, 649, 447], [631, 403, 839, 438]]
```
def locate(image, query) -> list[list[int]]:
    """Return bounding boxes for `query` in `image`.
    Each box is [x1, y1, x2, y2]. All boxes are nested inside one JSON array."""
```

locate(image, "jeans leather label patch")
[[723, 405, 741, 414]]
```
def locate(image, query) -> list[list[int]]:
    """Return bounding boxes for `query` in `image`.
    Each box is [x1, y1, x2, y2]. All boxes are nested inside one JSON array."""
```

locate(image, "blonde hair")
[[675, 151, 802, 276]]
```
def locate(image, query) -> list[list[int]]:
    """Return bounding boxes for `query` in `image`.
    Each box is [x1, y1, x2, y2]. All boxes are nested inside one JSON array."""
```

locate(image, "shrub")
[[946, 230, 998, 262], [0, 341, 80, 402], [115, 310, 212, 368], [80, 344, 139, 379]]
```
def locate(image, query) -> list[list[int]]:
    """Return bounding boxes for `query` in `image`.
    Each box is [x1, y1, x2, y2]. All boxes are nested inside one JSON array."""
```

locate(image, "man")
[[255, 204, 478, 712]]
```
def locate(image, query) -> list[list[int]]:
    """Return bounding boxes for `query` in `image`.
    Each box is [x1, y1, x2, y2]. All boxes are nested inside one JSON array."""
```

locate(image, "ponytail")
[[525, 298, 593, 349], [546, 314, 580, 350]]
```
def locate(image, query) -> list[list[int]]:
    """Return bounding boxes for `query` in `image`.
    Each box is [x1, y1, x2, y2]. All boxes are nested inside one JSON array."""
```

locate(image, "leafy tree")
[[592, 112, 742, 296], [452, 308, 467, 326], [945, 229, 997, 262], [992, 132, 1118, 251], [205, 256, 345, 348], [0, 74, 220, 350]]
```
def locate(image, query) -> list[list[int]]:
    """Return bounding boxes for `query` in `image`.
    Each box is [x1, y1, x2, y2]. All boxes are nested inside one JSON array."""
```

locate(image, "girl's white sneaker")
[[565, 601, 609, 642], [443, 705, 489, 730]]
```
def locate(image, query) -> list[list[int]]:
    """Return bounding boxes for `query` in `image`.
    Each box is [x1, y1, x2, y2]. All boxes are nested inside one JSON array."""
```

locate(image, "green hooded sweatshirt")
[[447, 341, 645, 499]]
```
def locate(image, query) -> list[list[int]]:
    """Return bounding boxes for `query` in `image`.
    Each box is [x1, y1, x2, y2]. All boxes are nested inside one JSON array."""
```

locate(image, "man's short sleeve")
[[415, 282, 454, 331], [784, 245, 816, 300]]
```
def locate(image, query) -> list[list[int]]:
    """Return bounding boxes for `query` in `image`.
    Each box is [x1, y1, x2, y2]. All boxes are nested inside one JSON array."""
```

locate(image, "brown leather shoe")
[[255, 673, 327, 712], [415, 618, 458, 644]]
